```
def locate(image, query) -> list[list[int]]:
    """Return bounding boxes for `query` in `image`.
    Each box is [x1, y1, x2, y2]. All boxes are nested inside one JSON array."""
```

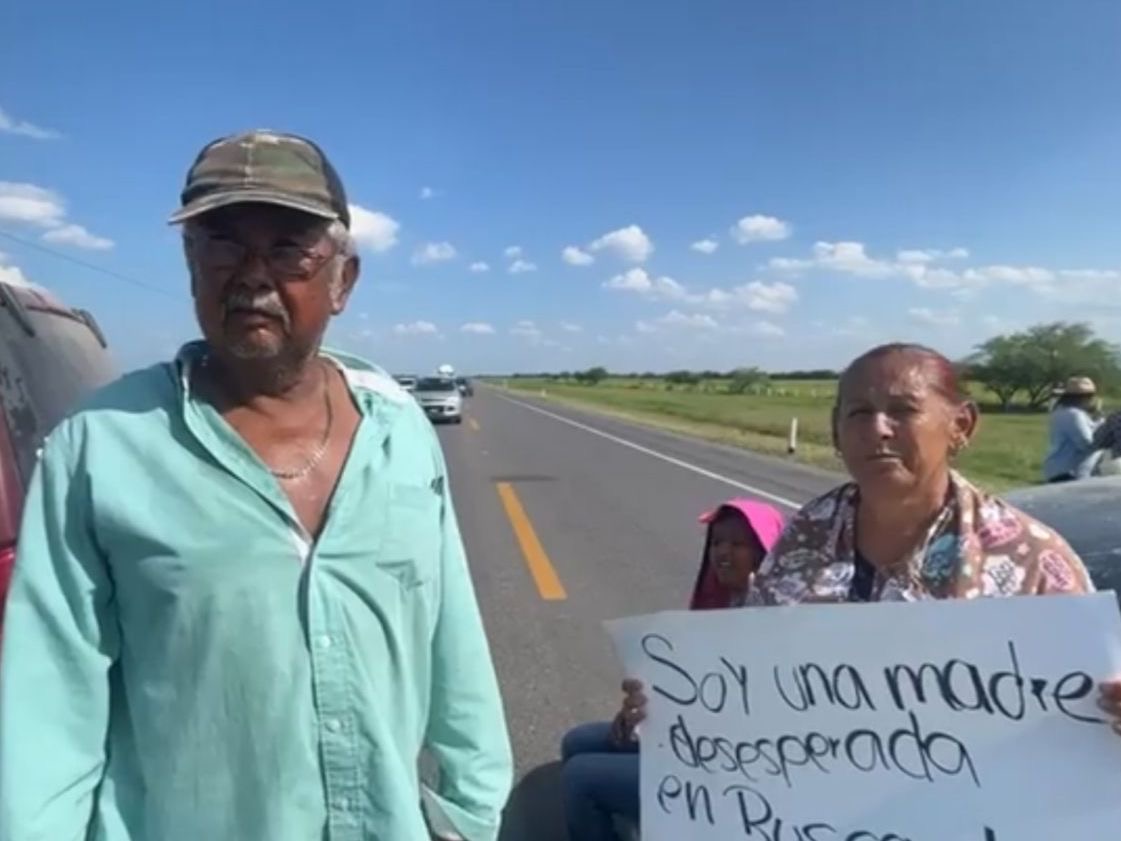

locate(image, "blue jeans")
[[560, 721, 639, 841]]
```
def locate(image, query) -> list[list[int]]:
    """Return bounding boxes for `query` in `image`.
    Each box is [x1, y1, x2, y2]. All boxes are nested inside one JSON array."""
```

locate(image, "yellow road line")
[[467, 416, 481, 432], [496, 482, 567, 601]]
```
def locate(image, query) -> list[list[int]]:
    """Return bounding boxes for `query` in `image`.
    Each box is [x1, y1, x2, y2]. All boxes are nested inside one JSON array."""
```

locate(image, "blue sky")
[[2, 1, 1120, 375]]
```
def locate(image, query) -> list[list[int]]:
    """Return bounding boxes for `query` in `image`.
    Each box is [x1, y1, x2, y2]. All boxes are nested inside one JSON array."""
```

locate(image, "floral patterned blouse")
[[749, 471, 1093, 605]]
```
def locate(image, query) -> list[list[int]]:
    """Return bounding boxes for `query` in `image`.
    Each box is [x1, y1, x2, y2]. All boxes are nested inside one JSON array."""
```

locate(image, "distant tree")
[[969, 322, 1121, 410], [573, 366, 609, 385], [727, 366, 770, 394], [665, 370, 702, 386], [967, 335, 1035, 409], [770, 369, 840, 381]]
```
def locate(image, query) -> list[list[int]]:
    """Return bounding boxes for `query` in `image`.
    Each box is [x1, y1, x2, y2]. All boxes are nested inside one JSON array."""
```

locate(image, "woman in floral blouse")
[[749, 342, 1121, 728]]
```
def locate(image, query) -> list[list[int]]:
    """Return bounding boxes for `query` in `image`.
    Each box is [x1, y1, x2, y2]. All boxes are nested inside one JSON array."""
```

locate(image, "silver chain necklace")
[[269, 363, 334, 482]]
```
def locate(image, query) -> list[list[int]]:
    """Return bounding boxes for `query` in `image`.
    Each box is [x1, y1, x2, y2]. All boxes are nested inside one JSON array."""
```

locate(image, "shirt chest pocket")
[[375, 483, 443, 588]]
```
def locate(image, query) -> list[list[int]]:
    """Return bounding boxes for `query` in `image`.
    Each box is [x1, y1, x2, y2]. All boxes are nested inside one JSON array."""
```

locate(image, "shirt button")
[[326, 718, 342, 733], [336, 797, 350, 811], [316, 635, 333, 650]]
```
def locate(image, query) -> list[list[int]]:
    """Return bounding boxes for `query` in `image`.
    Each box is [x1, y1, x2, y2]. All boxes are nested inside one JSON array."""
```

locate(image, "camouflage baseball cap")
[[169, 130, 350, 227]]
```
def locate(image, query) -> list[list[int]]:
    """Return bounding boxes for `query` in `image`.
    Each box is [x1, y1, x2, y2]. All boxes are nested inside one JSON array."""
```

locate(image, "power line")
[[0, 227, 182, 299]]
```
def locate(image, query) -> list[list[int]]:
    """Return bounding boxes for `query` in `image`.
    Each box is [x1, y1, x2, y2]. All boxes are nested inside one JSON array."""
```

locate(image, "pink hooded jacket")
[[689, 498, 786, 610]]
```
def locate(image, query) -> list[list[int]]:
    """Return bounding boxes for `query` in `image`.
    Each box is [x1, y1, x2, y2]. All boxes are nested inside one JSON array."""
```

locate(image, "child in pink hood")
[[559, 498, 786, 841]]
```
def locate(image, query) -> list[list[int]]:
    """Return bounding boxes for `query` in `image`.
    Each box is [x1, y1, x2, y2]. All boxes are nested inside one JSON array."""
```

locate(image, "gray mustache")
[[223, 289, 288, 324]]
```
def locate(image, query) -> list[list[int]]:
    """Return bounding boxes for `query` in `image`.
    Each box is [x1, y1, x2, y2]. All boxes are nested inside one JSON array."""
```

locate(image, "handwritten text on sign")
[[607, 594, 1121, 841]]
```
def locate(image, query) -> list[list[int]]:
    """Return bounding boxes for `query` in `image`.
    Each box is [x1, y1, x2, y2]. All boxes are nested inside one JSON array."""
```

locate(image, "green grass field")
[[499, 377, 1058, 492]]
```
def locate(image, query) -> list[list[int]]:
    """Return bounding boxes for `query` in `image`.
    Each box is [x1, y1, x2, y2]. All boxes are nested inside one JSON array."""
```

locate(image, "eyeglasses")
[[186, 229, 338, 280]]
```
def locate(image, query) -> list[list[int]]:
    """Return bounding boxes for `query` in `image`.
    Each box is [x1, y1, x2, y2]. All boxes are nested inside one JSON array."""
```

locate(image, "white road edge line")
[[496, 392, 804, 510]]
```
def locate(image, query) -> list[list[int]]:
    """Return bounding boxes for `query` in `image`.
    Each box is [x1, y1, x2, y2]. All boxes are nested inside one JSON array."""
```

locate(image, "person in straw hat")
[[1091, 400, 1121, 475], [1043, 375, 1102, 482]]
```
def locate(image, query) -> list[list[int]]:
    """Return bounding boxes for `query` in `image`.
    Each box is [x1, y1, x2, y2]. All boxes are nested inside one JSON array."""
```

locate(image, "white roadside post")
[[788, 417, 798, 455]]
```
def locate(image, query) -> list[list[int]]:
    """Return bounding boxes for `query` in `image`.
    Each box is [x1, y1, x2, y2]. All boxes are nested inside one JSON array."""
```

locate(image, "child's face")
[[708, 513, 763, 591]]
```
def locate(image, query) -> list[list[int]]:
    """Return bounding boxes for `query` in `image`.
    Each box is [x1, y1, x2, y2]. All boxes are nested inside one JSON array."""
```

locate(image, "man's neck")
[[202, 350, 324, 411]]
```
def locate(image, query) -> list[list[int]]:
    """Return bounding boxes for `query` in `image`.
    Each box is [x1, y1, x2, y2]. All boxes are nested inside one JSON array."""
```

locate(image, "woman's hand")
[[611, 678, 648, 745], [1098, 679, 1121, 735]]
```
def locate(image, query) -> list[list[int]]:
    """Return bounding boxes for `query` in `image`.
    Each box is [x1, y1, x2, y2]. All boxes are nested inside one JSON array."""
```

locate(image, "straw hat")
[[1060, 375, 1097, 396]]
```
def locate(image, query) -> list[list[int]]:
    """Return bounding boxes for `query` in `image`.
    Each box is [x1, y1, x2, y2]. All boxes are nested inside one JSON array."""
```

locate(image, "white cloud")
[[731, 214, 791, 244], [908, 307, 960, 327], [509, 259, 538, 274], [897, 250, 936, 265], [765, 240, 1091, 300], [776, 241, 897, 278], [41, 223, 113, 250], [638, 310, 720, 333], [721, 281, 799, 314], [604, 268, 654, 293], [1058, 268, 1121, 281], [897, 247, 969, 264], [411, 241, 457, 266], [603, 268, 686, 301], [1, 266, 37, 290], [0, 182, 113, 250], [639, 313, 782, 338], [589, 224, 654, 263], [469, 261, 491, 273], [511, 319, 543, 340], [460, 322, 495, 335], [691, 238, 719, 255], [604, 269, 798, 316], [661, 310, 719, 330], [0, 107, 59, 140], [393, 320, 439, 336], [562, 245, 595, 266], [748, 320, 786, 337], [966, 265, 1054, 285], [0, 182, 65, 226], [560, 321, 583, 333], [348, 204, 400, 252], [504, 246, 523, 259], [0, 252, 32, 288]]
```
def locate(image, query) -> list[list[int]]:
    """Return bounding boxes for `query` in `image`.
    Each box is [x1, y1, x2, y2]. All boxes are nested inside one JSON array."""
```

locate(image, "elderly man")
[[0, 131, 513, 840]]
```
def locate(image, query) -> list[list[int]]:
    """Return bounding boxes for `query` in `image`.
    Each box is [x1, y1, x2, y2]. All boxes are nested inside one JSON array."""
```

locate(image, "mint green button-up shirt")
[[0, 343, 513, 841]]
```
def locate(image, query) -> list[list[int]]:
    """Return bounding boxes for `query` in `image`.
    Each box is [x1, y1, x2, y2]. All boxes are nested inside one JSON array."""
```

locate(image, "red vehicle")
[[0, 280, 116, 628]]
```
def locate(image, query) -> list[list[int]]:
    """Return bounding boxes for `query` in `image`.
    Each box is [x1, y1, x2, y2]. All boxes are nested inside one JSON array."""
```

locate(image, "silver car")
[[1005, 476, 1121, 603], [393, 374, 418, 393], [413, 376, 463, 424]]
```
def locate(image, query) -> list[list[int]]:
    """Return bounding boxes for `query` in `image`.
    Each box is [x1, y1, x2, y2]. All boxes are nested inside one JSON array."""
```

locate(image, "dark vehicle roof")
[[0, 281, 116, 483], [1004, 477, 1121, 597], [416, 377, 457, 391]]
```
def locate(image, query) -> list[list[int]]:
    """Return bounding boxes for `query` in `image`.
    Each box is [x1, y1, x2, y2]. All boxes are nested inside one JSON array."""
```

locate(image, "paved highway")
[[434, 386, 841, 840]]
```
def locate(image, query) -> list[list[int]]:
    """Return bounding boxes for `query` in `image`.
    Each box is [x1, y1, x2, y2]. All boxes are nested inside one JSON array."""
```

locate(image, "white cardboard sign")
[[607, 594, 1121, 841]]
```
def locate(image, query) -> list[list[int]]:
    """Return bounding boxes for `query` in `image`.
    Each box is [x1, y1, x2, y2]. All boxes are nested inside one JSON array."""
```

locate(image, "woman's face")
[[835, 352, 977, 498], [708, 513, 764, 590]]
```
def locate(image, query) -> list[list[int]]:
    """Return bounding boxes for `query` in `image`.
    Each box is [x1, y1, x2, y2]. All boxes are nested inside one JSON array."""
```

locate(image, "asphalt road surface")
[[434, 386, 841, 841]]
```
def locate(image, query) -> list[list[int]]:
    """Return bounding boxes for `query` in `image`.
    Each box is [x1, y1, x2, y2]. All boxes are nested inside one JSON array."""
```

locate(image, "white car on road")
[[413, 376, 463, 424]]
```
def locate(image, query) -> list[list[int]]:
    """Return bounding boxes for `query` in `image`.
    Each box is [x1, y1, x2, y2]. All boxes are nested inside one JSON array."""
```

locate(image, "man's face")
[[185, 203, 357, 365]]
